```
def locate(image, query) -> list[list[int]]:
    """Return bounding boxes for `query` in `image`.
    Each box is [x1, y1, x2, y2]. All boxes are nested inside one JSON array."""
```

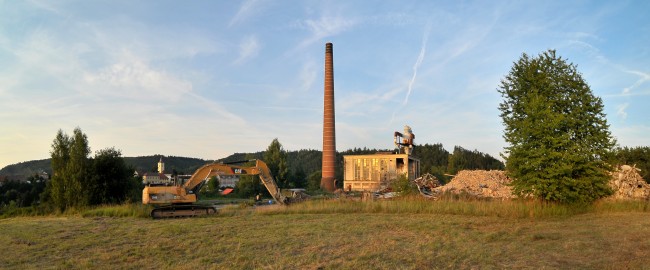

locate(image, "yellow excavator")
[[143, 159, 296, 218]]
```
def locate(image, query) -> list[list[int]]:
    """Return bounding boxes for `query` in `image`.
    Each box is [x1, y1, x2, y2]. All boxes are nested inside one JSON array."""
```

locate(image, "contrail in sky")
[[403, 22, 431, 105]]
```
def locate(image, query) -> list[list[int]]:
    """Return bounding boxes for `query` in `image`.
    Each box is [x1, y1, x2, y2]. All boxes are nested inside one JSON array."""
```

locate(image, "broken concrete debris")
[[413, 173, 442, 198], [408, 165, 649, 200], [433, 170, 515, 199], [609, 165, 650, 200]]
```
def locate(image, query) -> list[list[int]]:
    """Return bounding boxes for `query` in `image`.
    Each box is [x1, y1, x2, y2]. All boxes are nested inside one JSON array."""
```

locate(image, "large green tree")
[[48, 130, 71, 211], [498, 50, 615, 203], [263, 138, 289, 188], [90, 147, 134, 204], [67, 128, 91, 207]]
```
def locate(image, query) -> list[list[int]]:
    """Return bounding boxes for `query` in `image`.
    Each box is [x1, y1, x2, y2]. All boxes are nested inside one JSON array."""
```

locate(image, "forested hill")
[[0, 159, 51, 177], [124, 155, 208, 174], [0, 155, 209, 178]]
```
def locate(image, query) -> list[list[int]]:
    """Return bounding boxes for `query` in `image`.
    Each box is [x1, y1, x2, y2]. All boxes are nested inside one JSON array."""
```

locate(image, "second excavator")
[[143, 159, 300, 218]]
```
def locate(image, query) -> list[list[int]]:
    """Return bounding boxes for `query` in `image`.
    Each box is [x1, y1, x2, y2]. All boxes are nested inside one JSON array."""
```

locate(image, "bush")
[[390, 174, 416, 195]]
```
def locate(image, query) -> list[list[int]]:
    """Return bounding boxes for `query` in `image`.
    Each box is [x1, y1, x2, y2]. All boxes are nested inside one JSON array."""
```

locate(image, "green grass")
[[1, 198, 649, 269]]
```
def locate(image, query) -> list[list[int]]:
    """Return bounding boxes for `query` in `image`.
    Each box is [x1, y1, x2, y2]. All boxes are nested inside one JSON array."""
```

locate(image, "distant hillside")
[[125, 155, 208, 175], [0, 155, 210, 180], [0, 159, 52, 177], [217, 152, 264, 164], [124, 155, 209, 174]]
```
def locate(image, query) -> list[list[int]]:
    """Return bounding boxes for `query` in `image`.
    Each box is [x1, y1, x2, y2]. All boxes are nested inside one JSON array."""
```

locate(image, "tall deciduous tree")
[[264, 138, 289, 188], [49, 130, 71, 211], [498, 50, 615, 203], [66, 127, 90, 207]]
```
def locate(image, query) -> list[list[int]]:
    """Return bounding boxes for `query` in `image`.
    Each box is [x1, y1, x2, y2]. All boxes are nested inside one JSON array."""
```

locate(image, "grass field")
[[1, 199, 649, 269]]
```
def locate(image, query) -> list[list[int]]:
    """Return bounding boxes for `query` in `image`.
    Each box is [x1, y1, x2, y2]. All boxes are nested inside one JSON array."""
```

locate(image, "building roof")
[[142, 172, 169, 180]]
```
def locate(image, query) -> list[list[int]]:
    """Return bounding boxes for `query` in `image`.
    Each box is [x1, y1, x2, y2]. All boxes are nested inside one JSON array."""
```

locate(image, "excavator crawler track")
[[151, 205, 217, 219]]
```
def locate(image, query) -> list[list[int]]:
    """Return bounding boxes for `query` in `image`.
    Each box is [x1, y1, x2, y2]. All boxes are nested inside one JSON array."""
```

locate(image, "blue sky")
[[1, 0, 649, 169]]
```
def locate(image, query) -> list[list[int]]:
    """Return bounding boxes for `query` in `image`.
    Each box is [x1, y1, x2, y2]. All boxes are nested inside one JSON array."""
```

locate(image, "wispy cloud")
[[568, 40, 649, 99], [339, 83, 405, 117], [295, 16, 357, 47], [299, 61, 317, 91], [568, 40, 609, 64], [386, 22, 433, 125], [617, 103, 629, 120], [84, 53, 192, 102], [403, 22, 431, 105], [229, 0, 262, 27], [621, 69, 650, 95], [234, 35, 261, 65]]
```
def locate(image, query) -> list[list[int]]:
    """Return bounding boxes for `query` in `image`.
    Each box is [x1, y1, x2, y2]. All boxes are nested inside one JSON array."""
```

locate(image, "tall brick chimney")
[[321, 42, 336, 192]]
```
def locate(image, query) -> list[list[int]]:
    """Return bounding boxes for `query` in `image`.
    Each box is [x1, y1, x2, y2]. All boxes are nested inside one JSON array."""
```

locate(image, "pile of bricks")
[[434, 170, 515, 199], [609, 165, 650, 200]]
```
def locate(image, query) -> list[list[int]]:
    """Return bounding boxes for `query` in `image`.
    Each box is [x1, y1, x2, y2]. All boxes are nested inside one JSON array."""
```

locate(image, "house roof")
[[142, 172, 169, 179]]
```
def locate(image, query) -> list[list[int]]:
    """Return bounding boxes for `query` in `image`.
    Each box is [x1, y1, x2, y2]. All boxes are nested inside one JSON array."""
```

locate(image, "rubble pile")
[[435, 170, 515, 199], [609, 165, 650, 200], [413, 173, 442, 197]]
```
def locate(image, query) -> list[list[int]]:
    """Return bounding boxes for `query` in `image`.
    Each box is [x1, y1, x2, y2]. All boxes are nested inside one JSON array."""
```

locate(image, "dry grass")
[[1, 199, 649, 269]]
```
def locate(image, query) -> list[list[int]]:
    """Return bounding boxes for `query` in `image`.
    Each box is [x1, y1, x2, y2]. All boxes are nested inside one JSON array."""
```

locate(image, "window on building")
[[355, 159, 361, 180]]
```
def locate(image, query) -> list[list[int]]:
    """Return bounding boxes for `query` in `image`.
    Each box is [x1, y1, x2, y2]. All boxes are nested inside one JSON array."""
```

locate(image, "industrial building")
[[343, 153, 420, 192], [343, 125, 420, 192]]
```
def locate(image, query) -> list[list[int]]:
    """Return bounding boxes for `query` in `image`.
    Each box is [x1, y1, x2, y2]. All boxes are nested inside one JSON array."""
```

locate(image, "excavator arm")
[[143, 159, 290, 217], [180, 160, 288, 205]]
